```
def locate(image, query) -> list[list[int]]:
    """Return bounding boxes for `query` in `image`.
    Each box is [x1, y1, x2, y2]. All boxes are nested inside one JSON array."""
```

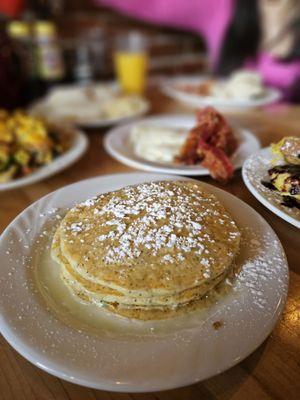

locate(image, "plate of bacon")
[[104, 107, 261, 182]]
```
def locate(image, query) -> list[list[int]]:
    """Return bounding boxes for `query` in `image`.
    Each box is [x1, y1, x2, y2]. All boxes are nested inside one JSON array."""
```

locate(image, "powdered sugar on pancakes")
[[66, 181, 239, 266], [54, 181, 240, 297]]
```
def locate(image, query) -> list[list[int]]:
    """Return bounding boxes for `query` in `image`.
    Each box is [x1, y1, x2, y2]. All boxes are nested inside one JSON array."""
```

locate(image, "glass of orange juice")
[[114, 32, 148, 94]]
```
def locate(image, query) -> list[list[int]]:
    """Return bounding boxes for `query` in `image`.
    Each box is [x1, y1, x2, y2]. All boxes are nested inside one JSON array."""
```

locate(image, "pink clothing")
[[246, 53, 300, 91], [100, 0, 234, 66], [98, 0, 300, 95]]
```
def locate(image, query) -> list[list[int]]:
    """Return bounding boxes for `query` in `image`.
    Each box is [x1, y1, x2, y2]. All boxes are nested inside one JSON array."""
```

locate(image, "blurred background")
[[0, 0, 206, 109], [0, 0, 299, 109]]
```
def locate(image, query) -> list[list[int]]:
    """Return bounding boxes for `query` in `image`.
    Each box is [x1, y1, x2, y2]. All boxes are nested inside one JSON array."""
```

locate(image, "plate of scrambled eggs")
[[0, 110, 88, 191]]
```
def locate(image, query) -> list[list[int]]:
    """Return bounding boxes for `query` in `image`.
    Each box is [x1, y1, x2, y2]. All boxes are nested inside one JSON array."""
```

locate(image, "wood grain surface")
[[0, 87, 299, 400]]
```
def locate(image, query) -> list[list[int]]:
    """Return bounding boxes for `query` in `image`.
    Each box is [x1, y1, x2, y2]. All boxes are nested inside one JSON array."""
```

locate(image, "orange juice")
[[114, 51, 148, 94]]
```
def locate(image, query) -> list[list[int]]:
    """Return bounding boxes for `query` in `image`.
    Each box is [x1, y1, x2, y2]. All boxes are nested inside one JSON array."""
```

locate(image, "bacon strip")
[[176, 107, 238, 181]]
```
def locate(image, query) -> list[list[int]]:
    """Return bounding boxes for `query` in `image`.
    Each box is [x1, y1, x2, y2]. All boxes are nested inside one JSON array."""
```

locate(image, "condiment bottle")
[[34, 20, 64, 95]]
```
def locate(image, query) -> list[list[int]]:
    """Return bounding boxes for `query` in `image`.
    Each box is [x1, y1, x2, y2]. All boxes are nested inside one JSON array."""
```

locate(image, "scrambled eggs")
[[0, 110, 69, 183]]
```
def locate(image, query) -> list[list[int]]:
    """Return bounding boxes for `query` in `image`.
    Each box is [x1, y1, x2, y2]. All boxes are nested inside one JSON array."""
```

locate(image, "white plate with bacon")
[[104, 109, 261, 181]]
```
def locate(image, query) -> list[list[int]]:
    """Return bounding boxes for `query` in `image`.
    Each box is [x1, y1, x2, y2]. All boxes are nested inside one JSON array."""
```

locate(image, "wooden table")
[[0, 89, 299, 400]]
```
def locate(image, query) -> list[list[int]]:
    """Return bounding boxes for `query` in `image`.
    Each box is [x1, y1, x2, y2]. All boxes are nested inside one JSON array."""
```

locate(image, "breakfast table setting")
[[0, 81, 299, 400]]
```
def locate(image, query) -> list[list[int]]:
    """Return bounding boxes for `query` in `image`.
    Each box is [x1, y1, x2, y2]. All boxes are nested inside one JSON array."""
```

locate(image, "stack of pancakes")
[[51, 181, 240, 320]]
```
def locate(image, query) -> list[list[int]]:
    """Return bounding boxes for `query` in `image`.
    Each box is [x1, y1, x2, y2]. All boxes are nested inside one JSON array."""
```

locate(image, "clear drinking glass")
[[114, 31, 148, 94]]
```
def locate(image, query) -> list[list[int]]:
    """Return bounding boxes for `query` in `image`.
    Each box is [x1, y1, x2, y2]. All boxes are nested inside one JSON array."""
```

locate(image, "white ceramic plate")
[[162, 76, 281, 110], [104, 115, 261, 175], [0, 130, 88, 191], [0, 173, 288, 392], [30, 83, 150, 128], [242, 147, 300, 228]]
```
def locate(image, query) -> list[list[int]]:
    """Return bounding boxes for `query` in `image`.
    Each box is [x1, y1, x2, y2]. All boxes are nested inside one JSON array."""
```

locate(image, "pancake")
[[51, 180, 240, 320], [53, 225, 230, 307], [61, 269, 229, 320]]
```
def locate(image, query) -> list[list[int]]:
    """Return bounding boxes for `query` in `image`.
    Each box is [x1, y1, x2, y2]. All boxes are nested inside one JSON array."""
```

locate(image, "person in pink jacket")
[[97, 0, 300, 102]]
